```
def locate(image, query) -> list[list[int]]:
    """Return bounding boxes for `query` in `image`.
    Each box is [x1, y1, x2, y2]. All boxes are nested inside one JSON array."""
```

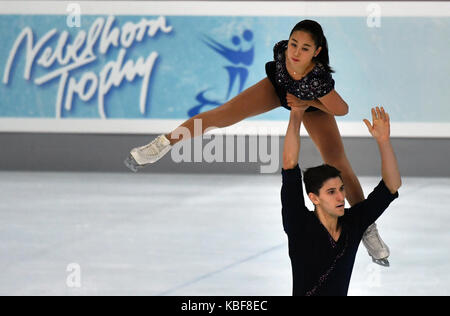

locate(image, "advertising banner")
[[0, 1, 449, 136]]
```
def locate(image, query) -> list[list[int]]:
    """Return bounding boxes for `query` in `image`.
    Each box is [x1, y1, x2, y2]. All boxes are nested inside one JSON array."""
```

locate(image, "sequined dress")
[[265, 40, 335, 112]]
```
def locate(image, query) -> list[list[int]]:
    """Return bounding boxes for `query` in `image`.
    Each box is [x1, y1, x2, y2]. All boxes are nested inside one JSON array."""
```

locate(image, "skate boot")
[[362, 222, 390, 267], [124, 134, 172, 172]]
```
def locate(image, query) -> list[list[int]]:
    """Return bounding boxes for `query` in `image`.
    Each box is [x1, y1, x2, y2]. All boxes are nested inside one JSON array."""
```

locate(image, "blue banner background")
[[0, 15, 449, 122]]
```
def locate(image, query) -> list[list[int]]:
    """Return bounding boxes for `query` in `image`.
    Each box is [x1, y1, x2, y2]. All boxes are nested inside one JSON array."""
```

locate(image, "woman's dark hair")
[[289, 20, 334, 73], [303, 164, 342, 195]]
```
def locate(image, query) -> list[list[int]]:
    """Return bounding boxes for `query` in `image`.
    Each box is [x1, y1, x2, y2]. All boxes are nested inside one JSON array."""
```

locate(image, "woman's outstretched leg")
[[303, 110, 390, 266], [125, 78, 280, 171], [165, 77, 280, 145]]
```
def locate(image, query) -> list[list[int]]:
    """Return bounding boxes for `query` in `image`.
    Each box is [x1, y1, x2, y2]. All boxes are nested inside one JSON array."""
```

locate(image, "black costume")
[[265, 40, 335, 112], [281, 165, 398, 296]]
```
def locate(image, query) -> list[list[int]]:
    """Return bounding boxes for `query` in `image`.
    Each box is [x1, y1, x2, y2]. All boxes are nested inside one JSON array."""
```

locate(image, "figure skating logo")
[[188, 30, 254, 117]]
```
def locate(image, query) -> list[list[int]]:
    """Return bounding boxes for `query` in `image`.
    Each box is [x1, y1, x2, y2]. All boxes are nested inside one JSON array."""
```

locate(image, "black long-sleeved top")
[[281, 165, 399, 296]]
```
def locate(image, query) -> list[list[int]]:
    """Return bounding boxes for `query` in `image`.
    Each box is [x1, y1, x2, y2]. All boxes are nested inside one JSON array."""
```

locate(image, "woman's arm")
[[316, 90, 349, 116], [287, 90, 349, 116]]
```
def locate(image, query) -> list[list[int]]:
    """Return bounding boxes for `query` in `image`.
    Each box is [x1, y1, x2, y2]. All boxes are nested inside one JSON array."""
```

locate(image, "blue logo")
[[188, 30, 254, 117]]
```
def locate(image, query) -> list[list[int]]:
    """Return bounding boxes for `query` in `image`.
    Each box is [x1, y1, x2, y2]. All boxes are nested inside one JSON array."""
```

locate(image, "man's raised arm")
[[282, 108, 306, 170], [363, 107, 402, 194], [280, 106, 309, 237]]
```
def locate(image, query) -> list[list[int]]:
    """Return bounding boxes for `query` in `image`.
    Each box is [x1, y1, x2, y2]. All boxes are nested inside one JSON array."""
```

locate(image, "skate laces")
[[142, 136, 167, 157], [364, 225, 383, 247]]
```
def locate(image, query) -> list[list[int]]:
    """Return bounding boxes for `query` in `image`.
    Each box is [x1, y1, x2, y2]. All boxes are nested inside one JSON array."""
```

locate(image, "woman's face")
[[287, 30, 322, 69]]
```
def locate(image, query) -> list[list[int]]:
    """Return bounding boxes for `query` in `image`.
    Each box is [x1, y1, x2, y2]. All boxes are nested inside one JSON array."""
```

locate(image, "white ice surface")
[[0, 171, 449, 296]]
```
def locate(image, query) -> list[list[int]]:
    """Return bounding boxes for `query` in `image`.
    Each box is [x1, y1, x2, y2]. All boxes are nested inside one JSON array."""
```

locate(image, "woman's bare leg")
[[165, 78, 281, 145], [124, 78, 280, 171], [303, 110, 364, 205]]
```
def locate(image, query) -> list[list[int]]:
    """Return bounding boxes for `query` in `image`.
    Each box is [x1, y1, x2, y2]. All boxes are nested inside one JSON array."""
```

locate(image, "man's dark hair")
[[303, 164, 342, 195]]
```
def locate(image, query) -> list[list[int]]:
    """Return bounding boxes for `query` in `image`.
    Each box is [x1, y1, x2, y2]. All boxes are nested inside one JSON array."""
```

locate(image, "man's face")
[[309, 177, 346, 218]]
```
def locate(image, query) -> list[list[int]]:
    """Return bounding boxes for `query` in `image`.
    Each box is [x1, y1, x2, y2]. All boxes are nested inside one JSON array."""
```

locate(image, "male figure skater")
[[281, 105, 401, 296]]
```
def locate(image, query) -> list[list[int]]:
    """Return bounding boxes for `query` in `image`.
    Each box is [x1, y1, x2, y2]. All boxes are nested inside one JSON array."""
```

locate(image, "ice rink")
[[0, 170, 449, 296]]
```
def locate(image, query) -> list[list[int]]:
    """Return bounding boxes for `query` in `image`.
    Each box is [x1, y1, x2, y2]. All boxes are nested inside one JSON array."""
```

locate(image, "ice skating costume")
[[265, 40, 335, 112]]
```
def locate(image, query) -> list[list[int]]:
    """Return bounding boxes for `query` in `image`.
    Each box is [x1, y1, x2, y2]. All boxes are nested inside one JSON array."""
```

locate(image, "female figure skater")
[[124, 20, 390, 266]]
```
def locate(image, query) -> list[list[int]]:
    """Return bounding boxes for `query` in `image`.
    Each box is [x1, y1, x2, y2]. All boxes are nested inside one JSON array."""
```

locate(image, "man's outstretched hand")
[[363, 106, 390, 143], [364, 106, 401, 193]]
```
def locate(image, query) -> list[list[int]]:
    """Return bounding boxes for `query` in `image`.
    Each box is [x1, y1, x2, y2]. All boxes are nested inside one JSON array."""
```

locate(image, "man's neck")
[[315, 208, 340, 234]]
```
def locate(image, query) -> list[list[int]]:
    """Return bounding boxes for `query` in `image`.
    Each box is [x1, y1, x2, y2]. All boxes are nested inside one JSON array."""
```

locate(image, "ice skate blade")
[[372, 257, 390, 267], [124, 155, 143, 173]]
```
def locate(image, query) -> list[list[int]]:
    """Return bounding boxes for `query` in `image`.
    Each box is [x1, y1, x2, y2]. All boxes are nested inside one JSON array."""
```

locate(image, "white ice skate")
[[124, 134, 172, 172], [362, 222, 390, 267]]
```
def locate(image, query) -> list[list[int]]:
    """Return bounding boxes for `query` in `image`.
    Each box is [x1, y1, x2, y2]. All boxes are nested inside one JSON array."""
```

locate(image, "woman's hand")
[[286, 93, 309, 111]]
